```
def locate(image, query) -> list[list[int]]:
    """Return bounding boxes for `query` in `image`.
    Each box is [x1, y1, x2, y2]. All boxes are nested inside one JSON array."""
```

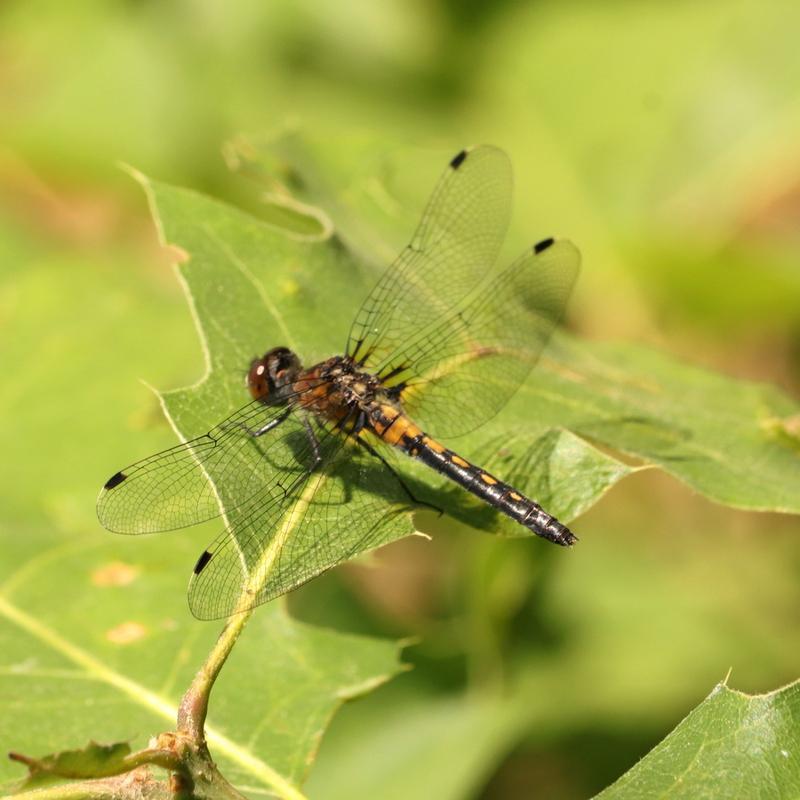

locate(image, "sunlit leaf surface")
[[0, 541, 403, 796], [597, 680, 800, 799]]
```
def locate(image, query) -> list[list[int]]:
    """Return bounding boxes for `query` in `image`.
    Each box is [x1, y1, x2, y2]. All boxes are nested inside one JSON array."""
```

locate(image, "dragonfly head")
[[248, 347, 302, 401]]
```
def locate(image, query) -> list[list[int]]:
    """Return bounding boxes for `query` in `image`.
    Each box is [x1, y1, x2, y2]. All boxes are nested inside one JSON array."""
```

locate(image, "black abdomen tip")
[[551, 520, 578, 546], [193, 549, 213, 575], [534, 237, 555, 254], [104, 471, 127, 490], [450, 149, 468, 169], [560, 529, 578, 547]]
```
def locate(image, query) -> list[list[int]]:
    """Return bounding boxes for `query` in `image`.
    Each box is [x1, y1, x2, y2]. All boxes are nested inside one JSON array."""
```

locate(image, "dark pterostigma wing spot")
[[193, 549, 213, 575], [104, 471, 127, 490], [449, 149, 468, 169], [533, 237, 555, 254]]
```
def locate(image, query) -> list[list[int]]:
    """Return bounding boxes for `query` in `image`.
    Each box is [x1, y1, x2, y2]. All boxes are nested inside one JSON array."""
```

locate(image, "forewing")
[[346, 145, 512, 370], [188, 421, 414, 619], [393, 239, 581, 438], [97, 397, 301, 534]]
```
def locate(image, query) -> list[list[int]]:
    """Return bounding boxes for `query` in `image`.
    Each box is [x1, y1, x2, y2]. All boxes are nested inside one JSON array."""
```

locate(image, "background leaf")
[[597, 679, 800, 799], [10, 740, 132, 788], [0, 536, 405, 796]]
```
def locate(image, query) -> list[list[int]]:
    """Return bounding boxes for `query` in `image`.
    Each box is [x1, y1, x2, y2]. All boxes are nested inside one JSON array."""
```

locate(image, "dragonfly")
[[97, 145, 581, 619]]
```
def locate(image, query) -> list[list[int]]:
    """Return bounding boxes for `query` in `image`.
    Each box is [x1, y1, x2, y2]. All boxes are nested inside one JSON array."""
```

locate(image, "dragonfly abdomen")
[[404, 429, 577, 547], [368, 405, 576, 545]]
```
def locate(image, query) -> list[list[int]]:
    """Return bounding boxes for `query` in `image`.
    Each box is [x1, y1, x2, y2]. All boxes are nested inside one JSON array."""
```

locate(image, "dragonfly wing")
[[97, 397, 303, 534], [188, 422, 414, 619], [390, 238, 581, 438], [346, 145, 512, 371]]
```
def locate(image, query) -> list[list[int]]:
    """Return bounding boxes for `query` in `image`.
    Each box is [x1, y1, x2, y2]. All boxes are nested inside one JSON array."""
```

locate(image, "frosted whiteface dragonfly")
[[98, 145, 580, 619]]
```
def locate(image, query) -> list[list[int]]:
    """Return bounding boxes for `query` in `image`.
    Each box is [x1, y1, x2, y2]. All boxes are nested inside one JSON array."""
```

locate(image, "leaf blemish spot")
[[165, 244, 190, 264], [106, 621, 148, 645], [91, 561, 140, 587]]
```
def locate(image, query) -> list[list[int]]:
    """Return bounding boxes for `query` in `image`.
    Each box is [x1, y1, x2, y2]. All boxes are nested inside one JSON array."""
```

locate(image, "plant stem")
[[176, 478, 322, 745], [176, 609, 253, 742]]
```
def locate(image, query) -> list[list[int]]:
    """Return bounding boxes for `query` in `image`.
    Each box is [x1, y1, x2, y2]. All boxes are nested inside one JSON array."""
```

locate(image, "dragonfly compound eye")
[[247, 358, 272, 401], [246, 347, 303, 401]]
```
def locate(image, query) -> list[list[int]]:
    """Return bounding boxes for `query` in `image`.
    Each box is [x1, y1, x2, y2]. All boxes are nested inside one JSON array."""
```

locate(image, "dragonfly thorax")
[[319, 356, 383, 407]]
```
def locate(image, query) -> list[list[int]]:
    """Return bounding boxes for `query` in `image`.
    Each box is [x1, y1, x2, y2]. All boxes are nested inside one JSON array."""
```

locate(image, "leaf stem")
[[171, 481, 323, 800], [177, 476, 322, 747], [176, 609, 253, 742]]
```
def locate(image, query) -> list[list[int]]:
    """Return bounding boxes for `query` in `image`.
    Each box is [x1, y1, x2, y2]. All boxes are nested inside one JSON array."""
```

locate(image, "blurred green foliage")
[[1, 1, 799, 798]]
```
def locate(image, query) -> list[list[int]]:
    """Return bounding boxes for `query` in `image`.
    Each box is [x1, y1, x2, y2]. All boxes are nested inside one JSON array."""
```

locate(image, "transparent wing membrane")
[[346, 146, 577, 438], [99, 392, 413, 618], [346, 146, 512, 371], [97, 388, 318, 534], [188, 418, 412, 619], [395, 239, 580, 438]]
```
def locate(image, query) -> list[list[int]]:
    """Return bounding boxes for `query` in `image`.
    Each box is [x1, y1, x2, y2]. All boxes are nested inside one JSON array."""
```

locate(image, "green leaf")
[[0, 548, 403, 797], [10, 741, 132, 788], [306, 689, 528, 800], [434, 427, 638, 538], [0, 216, 408, 796], [227, 136, 800, 517], [596, 678, 800, 799], [134, 154, 796, 797]]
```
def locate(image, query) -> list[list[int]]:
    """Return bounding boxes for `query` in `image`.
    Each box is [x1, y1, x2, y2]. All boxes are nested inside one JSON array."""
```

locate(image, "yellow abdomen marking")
[[421, 436, 445, 454], [377, 406, 422, 447], [451, 455, 470, 468], [480, 473, 498, 485]]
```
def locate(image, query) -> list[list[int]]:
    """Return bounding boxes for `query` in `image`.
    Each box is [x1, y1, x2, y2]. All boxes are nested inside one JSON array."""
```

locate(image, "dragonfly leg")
[[226, 406, 292, 437], [355, 434, 443, 515], [302, 416, 322, 467]]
